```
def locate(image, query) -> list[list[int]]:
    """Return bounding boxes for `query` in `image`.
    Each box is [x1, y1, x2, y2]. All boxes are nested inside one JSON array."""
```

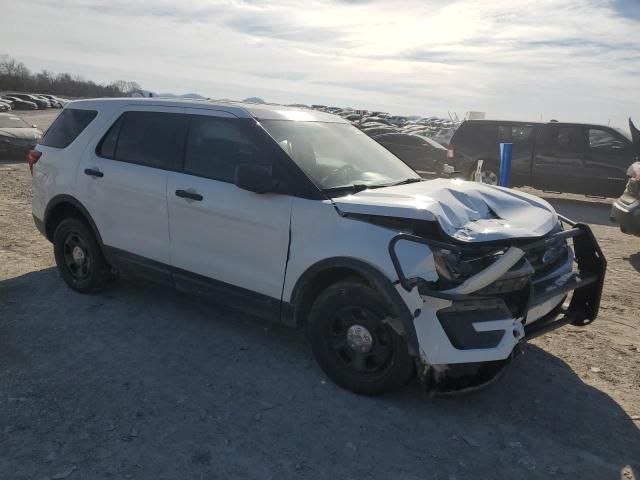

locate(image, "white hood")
[[332, 178, 559, 242]]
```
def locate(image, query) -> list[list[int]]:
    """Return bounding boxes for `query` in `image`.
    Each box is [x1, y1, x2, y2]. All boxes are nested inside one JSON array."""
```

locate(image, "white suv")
[[30, 99, 606, 395]]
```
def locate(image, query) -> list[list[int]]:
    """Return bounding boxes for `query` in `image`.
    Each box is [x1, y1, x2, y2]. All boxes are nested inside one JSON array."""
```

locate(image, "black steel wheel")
[[308, 281, 413, 395], [62, 231, 91, 280], [53, 218, 111, 293], [328, 306, 394, 374]]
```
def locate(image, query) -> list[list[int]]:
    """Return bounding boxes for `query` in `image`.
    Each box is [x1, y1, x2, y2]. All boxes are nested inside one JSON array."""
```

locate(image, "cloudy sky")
[[2, 0, 640, 128]]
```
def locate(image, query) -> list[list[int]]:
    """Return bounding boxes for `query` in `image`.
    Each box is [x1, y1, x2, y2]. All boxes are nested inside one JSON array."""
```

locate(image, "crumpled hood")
[[332, 178, 559, 242], [0, 127, 42, 140]]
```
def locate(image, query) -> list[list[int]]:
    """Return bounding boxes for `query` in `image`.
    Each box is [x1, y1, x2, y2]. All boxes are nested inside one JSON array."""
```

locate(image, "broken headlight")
[[432, 247, 505, 288]]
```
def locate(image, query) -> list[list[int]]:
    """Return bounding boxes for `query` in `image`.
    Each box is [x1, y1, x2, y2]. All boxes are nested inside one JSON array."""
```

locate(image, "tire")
[[53, 218, 111, 294], [469, 160, 499, 185], [307, 281, 413, 395]]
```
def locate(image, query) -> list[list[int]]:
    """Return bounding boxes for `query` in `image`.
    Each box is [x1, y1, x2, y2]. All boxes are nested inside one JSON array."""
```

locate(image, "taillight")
[[27, 150, 42, 175], [446, 143, 454, 159]]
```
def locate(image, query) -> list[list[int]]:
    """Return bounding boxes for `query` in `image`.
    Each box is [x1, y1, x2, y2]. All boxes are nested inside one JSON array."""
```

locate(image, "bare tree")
[[0, 54, 143, 98]]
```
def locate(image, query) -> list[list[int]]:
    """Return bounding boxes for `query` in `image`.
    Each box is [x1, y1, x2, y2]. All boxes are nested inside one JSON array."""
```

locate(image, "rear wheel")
[[53, 218, 111, 294], [308, 281, 413, 395]]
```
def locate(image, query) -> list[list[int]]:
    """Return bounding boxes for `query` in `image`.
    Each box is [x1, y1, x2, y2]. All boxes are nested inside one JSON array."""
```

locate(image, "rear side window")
[[452, 123, 497, 150], [498, 125, 534, 142], [183, 116, 269, 182], [41, 108, 97, 148], [97, 111, 186, 170]]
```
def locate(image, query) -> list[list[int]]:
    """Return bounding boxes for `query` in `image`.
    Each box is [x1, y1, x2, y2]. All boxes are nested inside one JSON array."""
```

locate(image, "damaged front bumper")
[[389, 216, 606, 372]]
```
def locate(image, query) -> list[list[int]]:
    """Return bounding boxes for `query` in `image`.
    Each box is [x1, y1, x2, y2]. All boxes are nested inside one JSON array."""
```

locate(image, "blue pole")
[[499, 143, 513, 187]]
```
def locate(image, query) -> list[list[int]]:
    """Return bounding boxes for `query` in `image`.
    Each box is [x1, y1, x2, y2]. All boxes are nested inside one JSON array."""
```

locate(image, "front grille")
[[524, 241, 569, 279]]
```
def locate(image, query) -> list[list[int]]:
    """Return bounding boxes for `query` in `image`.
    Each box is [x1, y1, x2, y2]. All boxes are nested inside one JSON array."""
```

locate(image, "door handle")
[[84, 168, 104, 178], [175, 189, 203, 201]]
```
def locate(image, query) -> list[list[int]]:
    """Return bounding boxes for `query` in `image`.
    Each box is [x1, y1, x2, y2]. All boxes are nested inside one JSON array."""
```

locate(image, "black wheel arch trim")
[[289, 257, 420, 357], [44, 194, 110, 261]]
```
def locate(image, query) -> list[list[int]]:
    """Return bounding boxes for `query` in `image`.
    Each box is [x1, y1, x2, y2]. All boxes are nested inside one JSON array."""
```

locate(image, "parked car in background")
[[30, 98, 605, 395], [361, 126, 399, 137], [1, 96, 37, 110], [0, 100, 11, 112], [0, 113, 42, 161], [611, 172, 640, 236], [375, 132, 447, 173], [8, 93, 48, 109], [431, 127, 457, 146], [360, 117, 393, 126], [443, 119, 637, 197], [33, 95, 53, 108], [611, 120, 640, 235], [39, 94, 66, 108]]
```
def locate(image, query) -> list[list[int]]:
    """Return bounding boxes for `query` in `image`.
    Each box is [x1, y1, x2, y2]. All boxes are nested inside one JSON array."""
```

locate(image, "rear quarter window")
[[40, 108, 97, 148]]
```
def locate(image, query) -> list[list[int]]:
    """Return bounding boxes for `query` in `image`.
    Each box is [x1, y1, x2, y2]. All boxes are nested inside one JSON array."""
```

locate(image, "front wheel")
[[307, 281, 413, 395]]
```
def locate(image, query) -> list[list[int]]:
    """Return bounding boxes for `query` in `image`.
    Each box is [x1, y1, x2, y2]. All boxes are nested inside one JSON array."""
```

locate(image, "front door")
[[583, 126, 634, 196], [167, 108, 293, 317]]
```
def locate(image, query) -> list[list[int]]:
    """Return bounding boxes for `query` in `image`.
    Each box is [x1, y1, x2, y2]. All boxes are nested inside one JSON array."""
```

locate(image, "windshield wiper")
[[387, 177, 424, 186], [363, 178, 425, 189], [322, 177, 424, 195], [321, 183, 370, 194]]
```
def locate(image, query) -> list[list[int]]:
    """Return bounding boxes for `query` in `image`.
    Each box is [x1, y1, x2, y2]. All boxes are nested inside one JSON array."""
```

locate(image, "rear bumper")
[[390, 219, 606, 365]]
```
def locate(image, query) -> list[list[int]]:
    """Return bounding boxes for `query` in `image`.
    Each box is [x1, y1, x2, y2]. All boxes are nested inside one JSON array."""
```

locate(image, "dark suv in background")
[[444, 120, 637, 197]]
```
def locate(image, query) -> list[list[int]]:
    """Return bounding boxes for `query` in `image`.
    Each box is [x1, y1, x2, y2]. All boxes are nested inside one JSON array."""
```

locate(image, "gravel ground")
[[0, 110, 638, 480]]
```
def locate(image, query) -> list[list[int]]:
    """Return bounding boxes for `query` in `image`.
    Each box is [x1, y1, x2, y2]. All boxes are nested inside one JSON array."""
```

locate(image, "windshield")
[[260, 120, 419, 190], [0, 115, 29, 129]]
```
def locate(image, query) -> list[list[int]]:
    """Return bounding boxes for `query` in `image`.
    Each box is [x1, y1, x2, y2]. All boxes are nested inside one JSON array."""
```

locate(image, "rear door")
[[77, 106, 187, 282], [166, 108, 293, 315], [584, 126, 634, 196], [532, 124, 588, 193]]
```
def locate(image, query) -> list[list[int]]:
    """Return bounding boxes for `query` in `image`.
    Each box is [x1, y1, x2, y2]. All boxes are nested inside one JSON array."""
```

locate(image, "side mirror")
[[234, 164, 275, 194]]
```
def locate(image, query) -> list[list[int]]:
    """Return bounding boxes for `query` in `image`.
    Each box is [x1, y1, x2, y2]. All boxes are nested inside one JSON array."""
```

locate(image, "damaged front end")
[[389, 215, 606, 394]]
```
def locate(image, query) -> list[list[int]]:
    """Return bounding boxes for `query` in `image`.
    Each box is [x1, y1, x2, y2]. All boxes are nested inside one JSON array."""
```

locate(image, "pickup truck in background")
[[443, 119, 639, 197]]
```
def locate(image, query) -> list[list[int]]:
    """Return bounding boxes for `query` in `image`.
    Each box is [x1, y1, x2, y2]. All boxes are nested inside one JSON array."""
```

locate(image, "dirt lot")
[[1, 110, 638, 479]]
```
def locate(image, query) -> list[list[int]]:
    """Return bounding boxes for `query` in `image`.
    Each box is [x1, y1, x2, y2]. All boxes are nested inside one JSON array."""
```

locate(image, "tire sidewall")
[[53, 218, 108, 293], [308, 282, 413, 395]]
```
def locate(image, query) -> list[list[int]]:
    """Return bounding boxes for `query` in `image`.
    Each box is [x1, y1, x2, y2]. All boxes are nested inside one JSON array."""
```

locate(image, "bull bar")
[[388, 215, 607, 338]]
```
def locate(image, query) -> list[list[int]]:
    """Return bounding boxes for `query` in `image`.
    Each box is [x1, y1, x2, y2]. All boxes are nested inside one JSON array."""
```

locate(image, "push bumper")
[[389, 217, 606, 365]]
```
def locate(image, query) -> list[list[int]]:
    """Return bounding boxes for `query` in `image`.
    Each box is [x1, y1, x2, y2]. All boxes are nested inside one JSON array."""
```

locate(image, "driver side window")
[[183, 115, 270, 182], [588, 129, 625, 152]]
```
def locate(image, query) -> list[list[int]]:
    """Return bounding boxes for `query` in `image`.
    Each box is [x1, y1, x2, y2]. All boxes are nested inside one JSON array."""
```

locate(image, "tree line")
[[0, 55, 143, 98]]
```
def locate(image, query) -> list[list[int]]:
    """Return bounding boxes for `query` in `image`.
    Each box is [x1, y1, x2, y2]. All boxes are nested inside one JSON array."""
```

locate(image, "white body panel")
[[75, 104, 183, 264], [31, 104, 103, 223], [333, 178, 558, 242], [166, 107, 293, 299], [167, 177, 292, 299], [282, 198, 438, 302]]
